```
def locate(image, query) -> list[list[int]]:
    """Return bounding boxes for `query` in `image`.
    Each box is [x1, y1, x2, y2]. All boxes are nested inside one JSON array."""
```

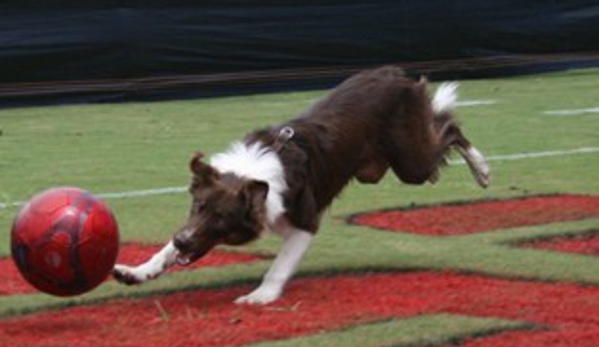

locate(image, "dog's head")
[[173, 152, 269, 265]]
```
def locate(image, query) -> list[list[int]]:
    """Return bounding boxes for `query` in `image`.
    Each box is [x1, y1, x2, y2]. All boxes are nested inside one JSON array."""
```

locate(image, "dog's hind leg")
[[433, 111, 490, 188], [455, 142, 490, 188], [432, 83, 490, 187], [384, 81, 490, 188], [112, 241, 178, 285], [235, 224, 313, 305], [382, 80, 444, 185]]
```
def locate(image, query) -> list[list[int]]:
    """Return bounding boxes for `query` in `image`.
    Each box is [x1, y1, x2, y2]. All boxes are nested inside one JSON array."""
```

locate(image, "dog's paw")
[[112, 264, 144, 285], [234, 286, 282, 305]]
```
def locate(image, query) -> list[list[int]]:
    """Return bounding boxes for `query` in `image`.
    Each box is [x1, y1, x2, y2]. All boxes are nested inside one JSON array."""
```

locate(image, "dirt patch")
[[351, 195, 599, 236], [0, 244, 263, 296], [2, 272, 599, 347]]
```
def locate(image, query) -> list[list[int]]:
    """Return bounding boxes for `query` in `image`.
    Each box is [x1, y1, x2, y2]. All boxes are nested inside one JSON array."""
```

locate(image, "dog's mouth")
[[175, 252, 194, 266], [173, 231, 217, 266], [174, 246, 213, 266], [175, 250, 202, 266]]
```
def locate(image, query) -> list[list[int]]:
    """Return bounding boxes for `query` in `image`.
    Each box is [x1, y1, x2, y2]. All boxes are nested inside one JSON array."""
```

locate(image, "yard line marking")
[[543, 107, 599, 116], [0, 187, 188, 211], [0, 201, 24, 209], [448, 147, 599, 165], [455, 100, 497, 107], [1, 146, 598, 210], [96, 187, 187, 200]]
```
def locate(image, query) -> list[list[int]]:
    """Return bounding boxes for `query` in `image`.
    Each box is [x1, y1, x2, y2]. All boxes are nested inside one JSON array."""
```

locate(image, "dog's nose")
[[173, 232, 192, 251]]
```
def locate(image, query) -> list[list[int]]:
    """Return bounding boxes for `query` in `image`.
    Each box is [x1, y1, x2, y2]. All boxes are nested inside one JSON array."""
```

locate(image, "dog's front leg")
[[112, 241, 178, 285], [235, 227, 313, 305]]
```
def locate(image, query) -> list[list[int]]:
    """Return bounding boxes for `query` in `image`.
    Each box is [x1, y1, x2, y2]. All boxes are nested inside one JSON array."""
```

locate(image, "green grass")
[[1, 68, 599, 345], [247, 314, 530, 347]]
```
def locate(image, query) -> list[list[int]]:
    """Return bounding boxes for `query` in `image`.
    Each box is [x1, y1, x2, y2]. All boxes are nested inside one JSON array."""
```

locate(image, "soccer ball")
[[11, 187, 119, 296]]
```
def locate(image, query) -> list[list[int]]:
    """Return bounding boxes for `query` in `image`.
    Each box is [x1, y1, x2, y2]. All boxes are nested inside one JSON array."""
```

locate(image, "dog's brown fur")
[[113, 66, 488, 302], [245, 67, 472, 231], [177, 66, 483, 255]]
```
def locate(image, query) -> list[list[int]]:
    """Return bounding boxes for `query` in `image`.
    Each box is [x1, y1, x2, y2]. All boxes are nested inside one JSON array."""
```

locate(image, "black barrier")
[[1, 1, 598, 106]]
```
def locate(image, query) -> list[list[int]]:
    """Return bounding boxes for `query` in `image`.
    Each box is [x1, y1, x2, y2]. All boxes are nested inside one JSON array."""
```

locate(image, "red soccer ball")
[[11, 187, 119, 296]]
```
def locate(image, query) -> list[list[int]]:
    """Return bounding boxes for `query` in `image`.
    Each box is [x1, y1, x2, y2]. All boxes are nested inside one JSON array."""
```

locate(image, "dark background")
[[1, 1, 598, 106]]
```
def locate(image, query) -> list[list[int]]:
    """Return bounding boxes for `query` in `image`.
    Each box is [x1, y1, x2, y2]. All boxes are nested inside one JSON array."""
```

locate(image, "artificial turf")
[[0, 68, 598, 346]]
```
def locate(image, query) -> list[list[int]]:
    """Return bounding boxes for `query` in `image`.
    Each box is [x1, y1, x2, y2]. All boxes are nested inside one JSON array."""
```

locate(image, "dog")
[[112, 66, 490, 305]]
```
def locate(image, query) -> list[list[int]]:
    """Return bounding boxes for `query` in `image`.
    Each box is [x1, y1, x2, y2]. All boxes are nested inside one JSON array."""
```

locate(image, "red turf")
[[0, 244, 263, 296], [3, 195, 599, 347], [351, 195, 599, 236], [2, 272, 599, 347], [519, 232, 599, 256]]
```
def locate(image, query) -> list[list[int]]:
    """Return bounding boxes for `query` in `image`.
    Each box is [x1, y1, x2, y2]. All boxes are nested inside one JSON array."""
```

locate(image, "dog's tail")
[[432, 82, 459, 115], [430, 82, 460, 142], [429, 82, 490, 188]]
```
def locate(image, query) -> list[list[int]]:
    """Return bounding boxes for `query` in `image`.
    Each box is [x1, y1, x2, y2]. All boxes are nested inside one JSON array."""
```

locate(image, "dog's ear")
[[190, 152, 218, 186], [242, 180, 269, 209]]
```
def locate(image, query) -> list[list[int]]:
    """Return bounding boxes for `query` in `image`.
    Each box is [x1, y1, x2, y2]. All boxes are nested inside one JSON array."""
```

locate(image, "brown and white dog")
[[112, 66, 490, 304]]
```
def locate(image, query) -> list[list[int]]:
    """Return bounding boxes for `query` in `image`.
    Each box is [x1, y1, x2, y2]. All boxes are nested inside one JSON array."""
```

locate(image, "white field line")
[[455, 100, 497, 107], [1, 146, 598, 211], [96, 187, 187, 199], [0, 187, 187, 210], [448, 146, 599, 165], [543, 107, 599, 116]]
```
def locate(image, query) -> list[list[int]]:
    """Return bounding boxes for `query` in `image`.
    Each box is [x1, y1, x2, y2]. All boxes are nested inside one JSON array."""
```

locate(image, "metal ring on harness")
[[273, 126, 295, 152]]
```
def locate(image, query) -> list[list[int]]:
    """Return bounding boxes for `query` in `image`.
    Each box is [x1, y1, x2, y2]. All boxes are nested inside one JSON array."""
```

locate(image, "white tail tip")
[[432, 82, 459, 114]]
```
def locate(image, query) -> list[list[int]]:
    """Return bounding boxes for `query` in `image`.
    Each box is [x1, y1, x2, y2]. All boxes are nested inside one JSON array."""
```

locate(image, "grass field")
[[1, 68, 599, 346]]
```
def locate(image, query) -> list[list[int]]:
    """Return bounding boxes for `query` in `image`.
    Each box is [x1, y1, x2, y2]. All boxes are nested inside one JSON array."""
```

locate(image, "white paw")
[[112, 264, 145, 285], [458, 146, 491, 188], [235, 286, 282, 305]]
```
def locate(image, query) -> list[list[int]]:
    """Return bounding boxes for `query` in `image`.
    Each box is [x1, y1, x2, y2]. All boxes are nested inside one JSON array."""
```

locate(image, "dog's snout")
[[173, 232, 192, 251]]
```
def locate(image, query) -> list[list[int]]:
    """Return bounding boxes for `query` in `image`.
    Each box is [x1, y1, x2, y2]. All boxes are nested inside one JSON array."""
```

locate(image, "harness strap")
[[272, 126, 295, 152]]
